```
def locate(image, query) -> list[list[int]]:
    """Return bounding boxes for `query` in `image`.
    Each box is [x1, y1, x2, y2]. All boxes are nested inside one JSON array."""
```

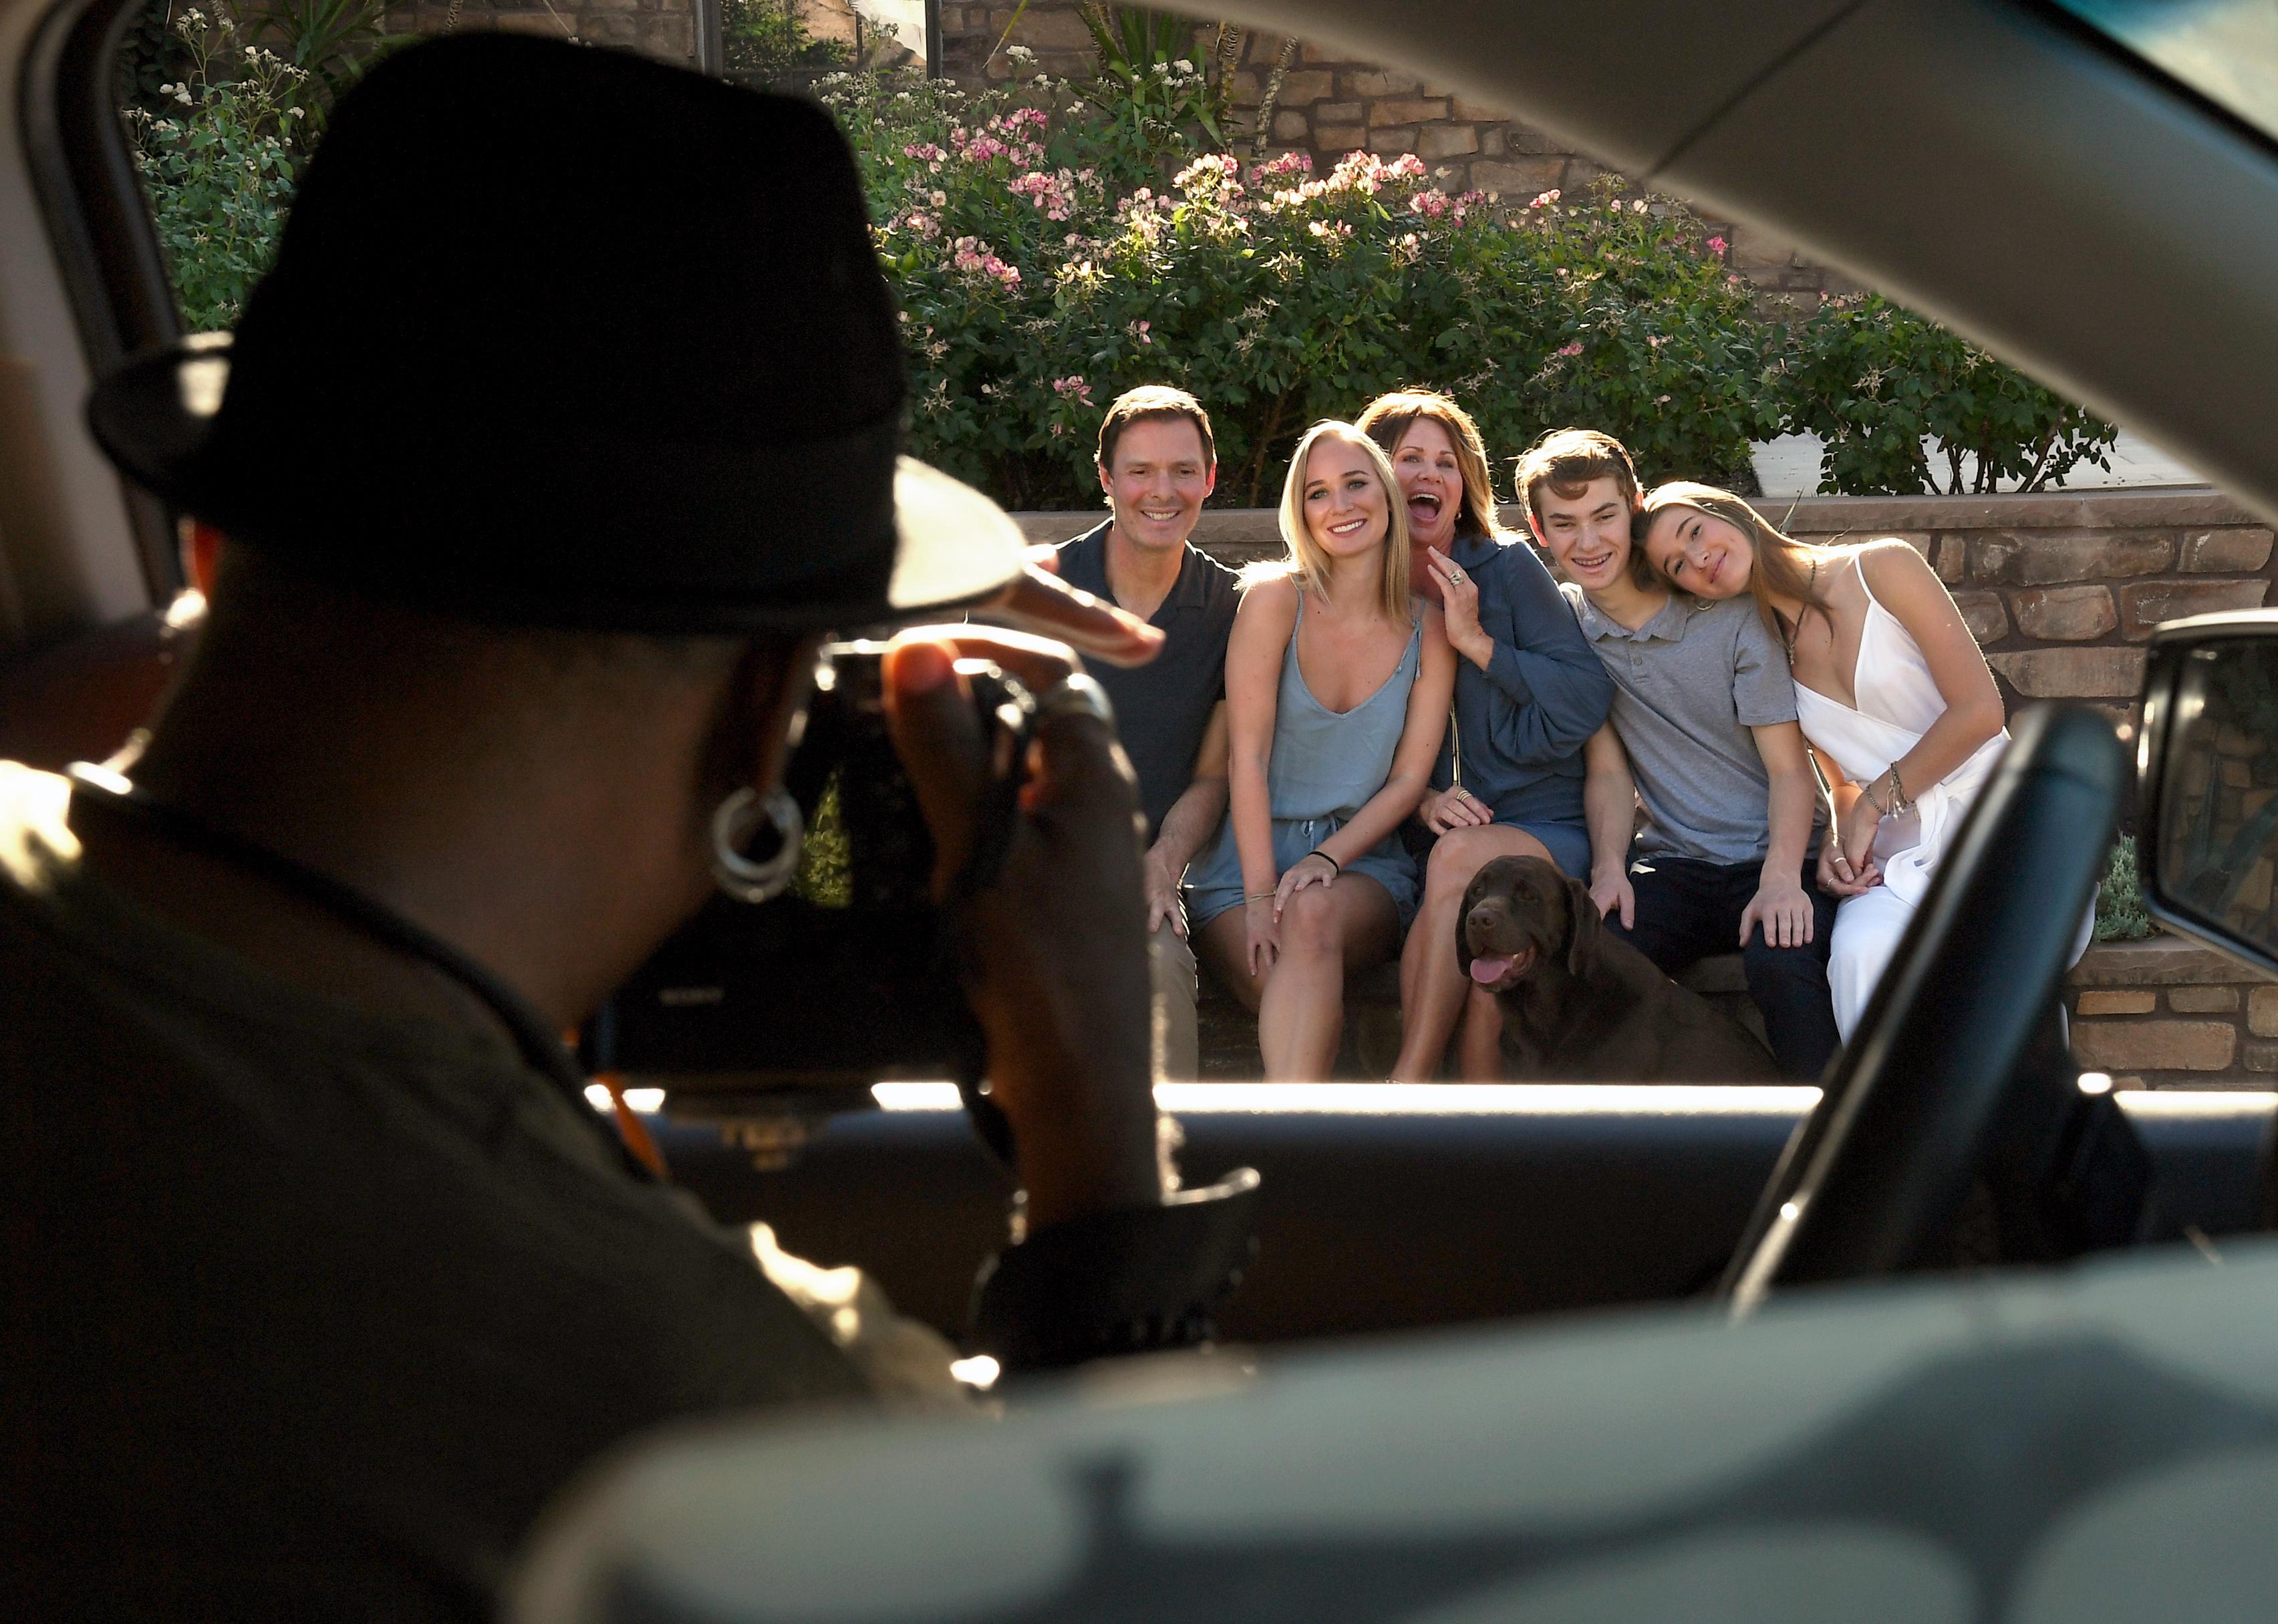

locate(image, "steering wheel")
[[1718, 703, 2132, 1311]]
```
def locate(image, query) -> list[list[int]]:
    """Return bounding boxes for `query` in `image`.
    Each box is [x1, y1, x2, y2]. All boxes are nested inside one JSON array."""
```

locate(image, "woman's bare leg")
[[1196, 910, 1265, 1013], [1391, 825, 1552, 1080], [1258, 876, 1399, 1080]]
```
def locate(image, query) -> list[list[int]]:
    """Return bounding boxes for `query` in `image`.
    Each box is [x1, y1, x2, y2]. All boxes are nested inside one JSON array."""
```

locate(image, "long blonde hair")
[[1637, 481, 1831, 645], [1355, 389, 1510, 542], [1251, 420, 1412, 621]]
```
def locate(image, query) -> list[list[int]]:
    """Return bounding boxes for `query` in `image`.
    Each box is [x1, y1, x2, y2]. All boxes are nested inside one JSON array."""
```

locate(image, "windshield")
[[2053, 0, 2278, 140]]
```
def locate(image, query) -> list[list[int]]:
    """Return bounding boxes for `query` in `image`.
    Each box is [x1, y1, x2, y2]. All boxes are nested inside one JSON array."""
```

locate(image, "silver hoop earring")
[[711, 787, 803, 904]]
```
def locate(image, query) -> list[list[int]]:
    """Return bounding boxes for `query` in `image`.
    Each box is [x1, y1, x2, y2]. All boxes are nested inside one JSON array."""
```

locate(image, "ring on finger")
[[1033, 673, 1116, 731]]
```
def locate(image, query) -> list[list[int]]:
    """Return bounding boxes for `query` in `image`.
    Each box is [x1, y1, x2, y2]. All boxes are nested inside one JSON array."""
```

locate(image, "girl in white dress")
[[1635, 482, 2089, 1038]]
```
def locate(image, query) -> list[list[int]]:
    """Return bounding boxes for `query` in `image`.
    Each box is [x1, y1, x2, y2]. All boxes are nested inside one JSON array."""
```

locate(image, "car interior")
[[8, 0, 2278, 1616]]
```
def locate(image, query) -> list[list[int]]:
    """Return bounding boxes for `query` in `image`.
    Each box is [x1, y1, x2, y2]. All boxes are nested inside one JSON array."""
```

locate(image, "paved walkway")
[[1750, 429, 2204, 496]]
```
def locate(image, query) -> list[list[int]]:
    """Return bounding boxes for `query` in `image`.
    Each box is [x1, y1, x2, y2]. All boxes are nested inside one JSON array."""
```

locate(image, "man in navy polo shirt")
[[1056, 386, 1240, 1079]]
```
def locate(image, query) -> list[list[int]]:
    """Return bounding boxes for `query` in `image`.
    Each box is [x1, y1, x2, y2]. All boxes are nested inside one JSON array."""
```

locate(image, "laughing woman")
[[1356, 391, 1614, 1081], [1188, 422, 1457, 1080], [1636, 482, 2090, 1037]]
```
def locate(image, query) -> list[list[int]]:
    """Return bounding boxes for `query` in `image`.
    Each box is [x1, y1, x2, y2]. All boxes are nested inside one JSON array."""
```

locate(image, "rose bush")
[[825, 70, 1771, 508]]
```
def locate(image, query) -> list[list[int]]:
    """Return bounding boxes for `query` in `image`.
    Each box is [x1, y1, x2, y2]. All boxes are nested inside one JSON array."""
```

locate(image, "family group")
[[1062, 385, 2068, 1083]]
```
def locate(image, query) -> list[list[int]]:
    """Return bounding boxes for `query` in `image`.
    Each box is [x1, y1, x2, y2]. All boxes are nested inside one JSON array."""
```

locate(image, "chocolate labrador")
[[1456, 854, 1779, 1082]]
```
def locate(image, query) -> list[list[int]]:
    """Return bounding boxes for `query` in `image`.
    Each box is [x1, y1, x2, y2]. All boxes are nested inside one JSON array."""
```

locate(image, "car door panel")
[[658, 1088, 2273, 1346]]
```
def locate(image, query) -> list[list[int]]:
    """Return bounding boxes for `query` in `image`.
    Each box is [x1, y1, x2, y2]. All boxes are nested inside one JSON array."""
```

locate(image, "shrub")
[[791, 778, 851, 908], [2094, 834, 2154, 943], [1066, 9, 1237, 162], [1775, 293, 2118, 495], [722, 0, 853, 87], [123, 0, 399, 331], [123, 9, 310, 330], [826, 70, 1769, 508]]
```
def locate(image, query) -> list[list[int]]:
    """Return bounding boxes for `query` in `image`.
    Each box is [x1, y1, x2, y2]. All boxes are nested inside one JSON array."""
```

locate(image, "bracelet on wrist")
[[1860, 781, 1890, 818], [1887, 763, 1912, 815], [1308, 848, 1342, 878], [971, 1168, 1263, 1373]]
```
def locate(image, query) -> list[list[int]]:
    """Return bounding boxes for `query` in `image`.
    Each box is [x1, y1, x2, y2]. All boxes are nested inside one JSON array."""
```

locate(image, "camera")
[[579, 641, 1036, 1114]]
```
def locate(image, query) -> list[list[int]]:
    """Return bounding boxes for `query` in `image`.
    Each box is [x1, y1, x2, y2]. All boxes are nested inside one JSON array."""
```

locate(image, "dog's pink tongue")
[[1469, 954, 1515, 984]]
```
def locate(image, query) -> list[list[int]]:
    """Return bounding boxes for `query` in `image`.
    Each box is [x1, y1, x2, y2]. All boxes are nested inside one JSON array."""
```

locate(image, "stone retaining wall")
[[1771, 489, 2273, 739], [383, 0, 696, 67], [2069, 938, 2276, 1090]]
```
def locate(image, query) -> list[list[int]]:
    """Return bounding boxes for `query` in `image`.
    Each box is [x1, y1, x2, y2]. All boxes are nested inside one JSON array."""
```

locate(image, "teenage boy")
[[1056, 386, 1240, 1079], [1518, 429, 1841, 1081]]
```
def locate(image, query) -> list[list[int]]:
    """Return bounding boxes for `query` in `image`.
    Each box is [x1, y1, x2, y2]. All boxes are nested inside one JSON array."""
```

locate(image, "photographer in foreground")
[[0, 36, 1254, 1623]]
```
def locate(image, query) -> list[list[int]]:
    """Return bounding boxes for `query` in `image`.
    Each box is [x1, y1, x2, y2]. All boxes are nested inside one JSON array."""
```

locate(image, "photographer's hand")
[[982, 560, 1163, 669], [883, 630, 1163, 1232]]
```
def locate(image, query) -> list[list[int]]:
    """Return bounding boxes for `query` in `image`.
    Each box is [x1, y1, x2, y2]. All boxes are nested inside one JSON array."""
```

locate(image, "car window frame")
[[2025, 0, 2278, 167], [19, 0, 184, 597]]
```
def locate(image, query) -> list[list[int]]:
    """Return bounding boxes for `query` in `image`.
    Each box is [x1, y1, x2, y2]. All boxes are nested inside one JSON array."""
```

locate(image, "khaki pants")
[[1149, 910, 1199, 1083]]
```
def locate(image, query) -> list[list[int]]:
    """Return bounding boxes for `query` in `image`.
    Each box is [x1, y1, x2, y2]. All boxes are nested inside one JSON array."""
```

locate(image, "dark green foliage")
[[1776, 294, 2118, 495], [791, 778, 853, 908], [722, 0, 853, 87], [121, 0, 394, 330], [2095, 834, 2154, 942]]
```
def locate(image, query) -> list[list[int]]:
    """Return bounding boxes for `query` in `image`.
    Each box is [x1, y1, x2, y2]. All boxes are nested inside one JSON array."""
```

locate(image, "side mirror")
[[2139, 612, 2278, 974]]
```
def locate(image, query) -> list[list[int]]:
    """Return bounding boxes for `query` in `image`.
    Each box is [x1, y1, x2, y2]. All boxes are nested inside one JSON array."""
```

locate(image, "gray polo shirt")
[[1563, 585, 1800, 866]]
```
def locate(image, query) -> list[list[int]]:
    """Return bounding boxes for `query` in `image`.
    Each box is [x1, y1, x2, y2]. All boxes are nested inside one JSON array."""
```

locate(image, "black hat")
[[86, 33, 1023, 633]]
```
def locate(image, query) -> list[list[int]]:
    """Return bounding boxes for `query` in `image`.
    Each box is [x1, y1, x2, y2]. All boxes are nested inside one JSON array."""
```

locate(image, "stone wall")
[[384, 0, 697, 66], [937, 3, 1847, 303], [2069, 939, 2276, 1090], [1770, 490, 2272, 738]]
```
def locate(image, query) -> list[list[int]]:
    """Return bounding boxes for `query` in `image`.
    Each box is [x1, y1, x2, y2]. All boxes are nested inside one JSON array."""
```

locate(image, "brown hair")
[[1097, 384, 1216, 471], [1355, 389, 1509, 541], [1635, 481, 1832, 641], [1512, 428, 1642, 524], [1252, 420, 1413, 623]]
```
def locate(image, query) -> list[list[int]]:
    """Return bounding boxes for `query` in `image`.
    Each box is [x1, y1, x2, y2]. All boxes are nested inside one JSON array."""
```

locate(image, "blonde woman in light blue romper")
[[1190, 422, 1457, 1079]]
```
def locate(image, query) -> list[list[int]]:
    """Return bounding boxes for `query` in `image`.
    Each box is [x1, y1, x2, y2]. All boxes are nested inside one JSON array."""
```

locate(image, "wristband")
[[1307, 848, 1342, 878], [1860, 781, 1890, 818], [970, 1168, 1262, 1372]]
